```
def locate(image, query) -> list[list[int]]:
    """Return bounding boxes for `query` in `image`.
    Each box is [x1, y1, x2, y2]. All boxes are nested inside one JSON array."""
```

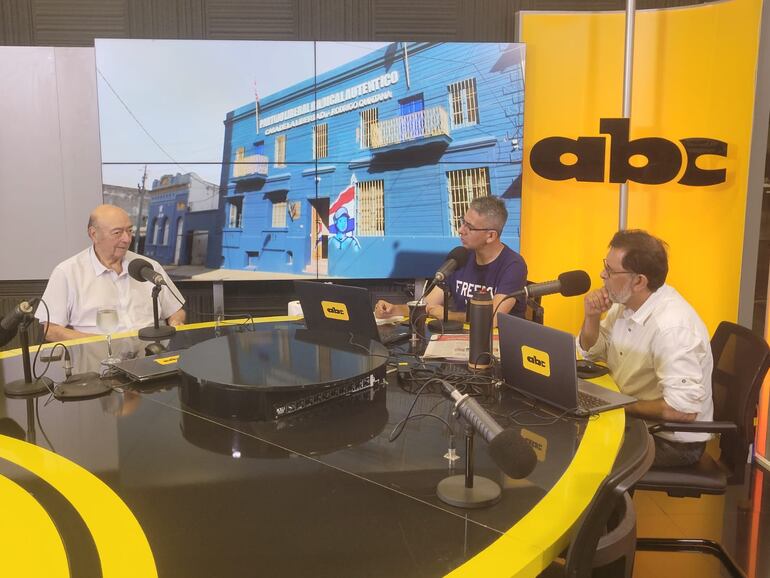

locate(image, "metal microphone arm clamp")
[[451, 392, 470, 418]]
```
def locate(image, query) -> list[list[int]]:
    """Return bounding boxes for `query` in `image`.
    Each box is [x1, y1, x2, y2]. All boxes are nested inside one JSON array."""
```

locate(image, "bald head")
[[88, 204, 130, 230], [88, 204, 134, 266]]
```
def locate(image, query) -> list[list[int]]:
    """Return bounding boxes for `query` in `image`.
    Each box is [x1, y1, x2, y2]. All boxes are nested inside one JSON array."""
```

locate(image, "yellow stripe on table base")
[[0, 473, 68, 577], [0, 435, 157, 578]]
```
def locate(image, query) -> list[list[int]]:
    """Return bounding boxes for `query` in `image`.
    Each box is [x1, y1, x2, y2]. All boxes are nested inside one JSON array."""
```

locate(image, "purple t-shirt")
[[446, 245, 528, 318]]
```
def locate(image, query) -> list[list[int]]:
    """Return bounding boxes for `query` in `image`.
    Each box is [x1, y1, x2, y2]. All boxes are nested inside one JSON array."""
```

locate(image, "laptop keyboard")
[[577, 390, 607, 410]]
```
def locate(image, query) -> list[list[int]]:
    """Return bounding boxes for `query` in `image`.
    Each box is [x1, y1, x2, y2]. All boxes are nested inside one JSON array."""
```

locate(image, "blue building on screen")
[[144, 172, 220, 266], [219, 42, 525, 278]]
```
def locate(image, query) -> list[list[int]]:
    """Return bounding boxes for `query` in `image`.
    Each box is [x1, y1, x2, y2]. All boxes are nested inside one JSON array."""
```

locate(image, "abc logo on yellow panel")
[[321, 301, 349, 321], [522, 345, 550, 377]]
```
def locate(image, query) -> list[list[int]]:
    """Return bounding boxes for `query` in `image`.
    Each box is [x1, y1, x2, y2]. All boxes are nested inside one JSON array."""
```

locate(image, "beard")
[[607, 283, 633, 305]]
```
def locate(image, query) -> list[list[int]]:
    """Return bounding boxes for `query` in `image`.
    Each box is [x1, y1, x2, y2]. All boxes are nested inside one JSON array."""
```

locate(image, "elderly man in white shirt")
[[577, 229, 713, 467], [37, 204, 186, 342]]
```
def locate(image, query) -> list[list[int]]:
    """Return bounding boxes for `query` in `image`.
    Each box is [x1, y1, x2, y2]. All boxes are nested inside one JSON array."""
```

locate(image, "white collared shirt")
[[36, 247, 185, 334], [577, 284, 713, 443]]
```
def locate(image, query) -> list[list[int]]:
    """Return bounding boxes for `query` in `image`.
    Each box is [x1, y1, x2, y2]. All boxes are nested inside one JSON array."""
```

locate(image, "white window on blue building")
[[357, 180, 385, 236], [312, 124, 328, 159], [227, 198, 243, 228], [272, 200, 287, 228], [448, 78, 479, 127], [162, 219, 170, 246], [359, 108, 379, 148], [275, 135, 286, 167], [447, 167, 490, 236]]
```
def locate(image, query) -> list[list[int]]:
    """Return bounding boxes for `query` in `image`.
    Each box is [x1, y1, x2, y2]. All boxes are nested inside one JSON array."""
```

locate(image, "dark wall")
[[0, 0, 711, 46]]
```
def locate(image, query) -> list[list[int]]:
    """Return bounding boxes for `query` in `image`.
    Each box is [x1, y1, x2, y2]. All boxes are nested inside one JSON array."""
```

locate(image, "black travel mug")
[[468, 289, 493, 370]]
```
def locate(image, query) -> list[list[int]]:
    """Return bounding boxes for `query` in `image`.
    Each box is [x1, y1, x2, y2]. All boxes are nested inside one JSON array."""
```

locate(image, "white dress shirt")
[[577, 284, 713, 443], [37, 248, 184, 334]]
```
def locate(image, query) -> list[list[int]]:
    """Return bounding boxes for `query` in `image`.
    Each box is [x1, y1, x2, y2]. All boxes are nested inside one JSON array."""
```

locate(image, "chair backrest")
[[710, 321, 770, 484], [524, 280, 544, 325], [562, 419, 655, 577]]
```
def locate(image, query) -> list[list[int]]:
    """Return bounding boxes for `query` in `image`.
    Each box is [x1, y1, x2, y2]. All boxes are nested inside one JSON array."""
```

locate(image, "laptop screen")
[[294, 281, 380, 343], [498, 313, 580, 411]]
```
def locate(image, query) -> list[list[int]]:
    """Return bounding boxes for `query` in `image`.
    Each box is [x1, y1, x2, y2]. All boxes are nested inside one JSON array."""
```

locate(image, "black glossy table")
[[0, 318, 627, 578]]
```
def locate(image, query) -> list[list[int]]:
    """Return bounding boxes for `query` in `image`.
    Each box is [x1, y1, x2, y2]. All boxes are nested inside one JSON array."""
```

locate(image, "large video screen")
[[96, 40, 525, 280]]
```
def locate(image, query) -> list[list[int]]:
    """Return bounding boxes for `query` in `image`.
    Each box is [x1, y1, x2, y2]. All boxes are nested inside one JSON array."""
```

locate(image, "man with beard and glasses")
[[577, 229, 713, 467]]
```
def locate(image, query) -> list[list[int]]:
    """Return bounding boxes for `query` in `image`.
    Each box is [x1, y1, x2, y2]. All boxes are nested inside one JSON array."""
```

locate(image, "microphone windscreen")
[[488, 428, 538, 479], [447, 246, 470, 268], [128, 258, 152, 282], [557, 270, 591, 297]]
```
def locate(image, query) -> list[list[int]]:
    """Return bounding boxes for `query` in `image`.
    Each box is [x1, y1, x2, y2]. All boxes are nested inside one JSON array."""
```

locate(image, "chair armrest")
[[647, 421, 738, 434]]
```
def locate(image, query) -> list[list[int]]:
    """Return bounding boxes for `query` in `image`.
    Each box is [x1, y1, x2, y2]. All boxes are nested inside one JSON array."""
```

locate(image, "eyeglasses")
[[603, 259, 636, 277], [459, 219, 499, 234]]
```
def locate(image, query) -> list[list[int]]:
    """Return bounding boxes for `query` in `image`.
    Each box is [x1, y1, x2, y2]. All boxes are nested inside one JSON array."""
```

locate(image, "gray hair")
[[469, 196, 507, 232]]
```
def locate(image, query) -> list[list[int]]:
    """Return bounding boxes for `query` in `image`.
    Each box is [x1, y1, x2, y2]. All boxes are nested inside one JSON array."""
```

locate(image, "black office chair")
[[540, 418, 655, 578], [525, 280, 544, 325], [634, 321, 770, 578]]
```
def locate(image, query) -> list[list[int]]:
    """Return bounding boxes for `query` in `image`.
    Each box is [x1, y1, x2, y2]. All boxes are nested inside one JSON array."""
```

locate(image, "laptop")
[[497, 313, 636, 416], [294, 281, 410, 345], [112, 352, 181, 382]]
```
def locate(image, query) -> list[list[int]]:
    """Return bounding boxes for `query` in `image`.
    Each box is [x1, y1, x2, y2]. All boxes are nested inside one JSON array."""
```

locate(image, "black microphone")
[[424, 247, 470, 297], [515, 270, 591, 300], [128, 258, 166, 286], [0, 299, 38, 347], [442, 381, 537, 479], [434, 246, 469, 283], [0, 299, 38, 331]]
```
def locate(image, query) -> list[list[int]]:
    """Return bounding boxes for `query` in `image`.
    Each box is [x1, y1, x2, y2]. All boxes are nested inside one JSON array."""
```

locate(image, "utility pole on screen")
[[134, 165, 148, 252]]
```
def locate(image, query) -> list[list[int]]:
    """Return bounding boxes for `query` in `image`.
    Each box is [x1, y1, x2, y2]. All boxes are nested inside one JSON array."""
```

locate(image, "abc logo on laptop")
[[521, 346, 551, 377], [321, 301, 350, 321]]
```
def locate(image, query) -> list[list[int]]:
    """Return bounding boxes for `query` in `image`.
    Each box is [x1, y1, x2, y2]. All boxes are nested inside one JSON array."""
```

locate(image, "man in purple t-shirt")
[[375, 196, 527, 325]]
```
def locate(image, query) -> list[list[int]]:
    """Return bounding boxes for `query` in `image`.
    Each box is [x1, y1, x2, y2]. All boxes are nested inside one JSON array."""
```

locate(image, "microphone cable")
[[388, 377, 456, 443], [344, 331, 391, 362], [28, 299, 61, 397], [34, 397, 56, 453]]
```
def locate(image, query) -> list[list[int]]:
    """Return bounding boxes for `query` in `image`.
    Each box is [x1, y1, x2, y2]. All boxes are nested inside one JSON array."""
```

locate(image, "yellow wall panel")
[[520, 0, 763, 335]]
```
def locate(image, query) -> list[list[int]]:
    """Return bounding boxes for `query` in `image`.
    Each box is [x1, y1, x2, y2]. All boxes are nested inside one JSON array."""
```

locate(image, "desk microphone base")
[[437, 475, 501, 509], [54, 373, 111, 400], [138, 325, 176, 341], [4, 377, 53, 397]]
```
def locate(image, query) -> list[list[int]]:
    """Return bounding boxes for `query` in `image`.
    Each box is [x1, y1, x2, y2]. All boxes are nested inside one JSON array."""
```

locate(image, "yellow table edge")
[[0, 316, 299, 360]]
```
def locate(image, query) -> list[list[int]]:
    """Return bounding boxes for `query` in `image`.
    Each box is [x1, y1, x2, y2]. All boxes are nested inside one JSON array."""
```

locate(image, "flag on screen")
[[329, 174, 360, 249]]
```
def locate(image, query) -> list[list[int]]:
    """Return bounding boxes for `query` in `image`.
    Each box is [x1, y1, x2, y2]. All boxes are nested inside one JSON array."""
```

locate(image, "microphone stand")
[[437, 423, 501, 508], [138, 284, 176, 341], [26, 398, 36, 444], [4, 316, 53, 397], [426, 283, 464, 333]]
